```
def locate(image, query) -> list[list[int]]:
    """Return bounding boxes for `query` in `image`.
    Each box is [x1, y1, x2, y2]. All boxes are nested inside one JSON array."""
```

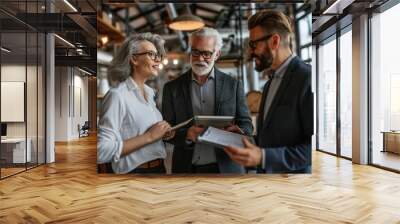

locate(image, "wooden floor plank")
[[0, 135, 399, 223]]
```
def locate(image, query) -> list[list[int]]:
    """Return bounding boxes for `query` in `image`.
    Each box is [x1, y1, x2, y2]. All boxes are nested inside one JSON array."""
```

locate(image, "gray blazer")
[[162, 68, 253, 173]]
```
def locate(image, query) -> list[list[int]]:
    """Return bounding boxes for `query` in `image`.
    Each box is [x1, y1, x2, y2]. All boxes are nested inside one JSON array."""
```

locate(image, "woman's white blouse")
[[97, 77, 166, 174]]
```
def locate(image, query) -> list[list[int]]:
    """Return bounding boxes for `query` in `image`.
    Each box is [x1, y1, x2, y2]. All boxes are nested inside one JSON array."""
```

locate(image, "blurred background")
[[97, 1, 312, 129]]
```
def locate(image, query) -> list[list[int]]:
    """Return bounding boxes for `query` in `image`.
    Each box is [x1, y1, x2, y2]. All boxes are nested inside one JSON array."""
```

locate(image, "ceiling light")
[[101, 36, 109, 45], [1, 47, 11, 53], [78, 67, 92, 76], [54, 34, 75, 48], [168, 14, 205, 31], [163, 58, 169, 65], [173, 59, 179, 65], [322, 0, 353, 15], [63, 0, 78, 12]]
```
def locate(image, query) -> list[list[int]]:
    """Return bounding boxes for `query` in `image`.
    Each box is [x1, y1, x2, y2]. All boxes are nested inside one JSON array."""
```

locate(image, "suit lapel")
[[262, 57, 299, 129], [181, 70, 194, 118], [214, 68, 225, 115], [257, 82, 269, 136]]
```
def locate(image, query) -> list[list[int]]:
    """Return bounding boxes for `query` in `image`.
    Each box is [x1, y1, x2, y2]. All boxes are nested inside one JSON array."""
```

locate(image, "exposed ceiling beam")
[[102, 4, 134, 32], [129, 5, 165, 21], [85, 0, 97, 12], [135, 4, 157, 29], [195, 4, 221, 14], [67, 13, 97, 41], [322, 0, 355, 15], [55, 55, 96, 72], [220, 5, 234, 28]]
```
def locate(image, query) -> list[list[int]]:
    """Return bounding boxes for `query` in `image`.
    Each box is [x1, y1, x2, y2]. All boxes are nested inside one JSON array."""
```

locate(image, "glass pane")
[[371, 3, 400, 171], [340, 29, 352, 158], [318, 37, 337, 154], [27, 31, 38, 169], [312, 45, 317, 150], [38, 32, 45, 165], [1, 32, 27, 177], [298, 14, 312, 47]]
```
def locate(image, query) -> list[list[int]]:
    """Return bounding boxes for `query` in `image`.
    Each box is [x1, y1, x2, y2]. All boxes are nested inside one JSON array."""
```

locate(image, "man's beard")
[[191, 59, 214, 76], [252, 48, 273, 72]]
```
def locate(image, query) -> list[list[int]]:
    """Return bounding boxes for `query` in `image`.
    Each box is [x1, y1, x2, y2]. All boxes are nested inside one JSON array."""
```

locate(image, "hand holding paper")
[[223, 124, 245, 134], [197, 127, 254, 148], [186, 125, 205, 142], [224, 138, 262, 167]]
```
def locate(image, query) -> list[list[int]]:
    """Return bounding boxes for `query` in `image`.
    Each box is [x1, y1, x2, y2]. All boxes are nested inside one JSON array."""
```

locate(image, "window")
[[317, 36, 337, 154], [370, 3, 400, 171], [297, 13, 312, 62], [339, 28, 352, 158]]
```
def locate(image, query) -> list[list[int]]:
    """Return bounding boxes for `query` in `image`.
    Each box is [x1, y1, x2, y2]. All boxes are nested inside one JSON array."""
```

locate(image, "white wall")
[[54, 67, 89, 141], [1, 65, 38, 137], [1, 64, 46, 164]]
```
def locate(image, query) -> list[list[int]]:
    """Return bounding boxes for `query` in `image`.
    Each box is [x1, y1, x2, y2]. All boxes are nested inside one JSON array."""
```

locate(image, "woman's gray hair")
[[108, 32, 166, 87], [188, 27, 223, 51]]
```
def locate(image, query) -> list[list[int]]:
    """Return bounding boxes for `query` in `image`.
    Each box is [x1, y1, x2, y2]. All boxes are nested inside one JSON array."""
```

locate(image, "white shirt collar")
[[126, 76, 154, 98]]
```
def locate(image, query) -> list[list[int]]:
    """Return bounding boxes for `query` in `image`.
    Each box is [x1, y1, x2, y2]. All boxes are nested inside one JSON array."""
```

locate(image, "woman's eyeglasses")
[[133, 51, 162, 61]]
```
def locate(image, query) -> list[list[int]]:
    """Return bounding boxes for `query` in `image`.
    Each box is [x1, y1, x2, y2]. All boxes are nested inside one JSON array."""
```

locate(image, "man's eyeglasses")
[[248, 34, 274, 49], [133, 51, 162, 61], [190, 49, 214, 59]]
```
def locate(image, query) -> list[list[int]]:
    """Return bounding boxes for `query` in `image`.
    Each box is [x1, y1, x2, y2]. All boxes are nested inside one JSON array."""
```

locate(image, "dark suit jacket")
[[162, 68, 253, 173], [257, 56, 313, 173]]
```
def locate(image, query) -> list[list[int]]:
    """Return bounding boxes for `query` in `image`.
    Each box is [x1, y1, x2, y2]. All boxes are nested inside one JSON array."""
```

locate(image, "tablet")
[[194, 115, 234, 129]]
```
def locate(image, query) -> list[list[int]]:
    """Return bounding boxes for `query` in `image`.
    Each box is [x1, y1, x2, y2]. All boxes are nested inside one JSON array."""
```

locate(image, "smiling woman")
[[97, 33, 173, 174]]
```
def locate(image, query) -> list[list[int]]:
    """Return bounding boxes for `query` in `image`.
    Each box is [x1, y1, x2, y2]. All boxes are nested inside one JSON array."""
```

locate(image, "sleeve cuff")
[[261, 148, 266, 170], [112, 133, 124, 163], [185, 139, 195, 147]]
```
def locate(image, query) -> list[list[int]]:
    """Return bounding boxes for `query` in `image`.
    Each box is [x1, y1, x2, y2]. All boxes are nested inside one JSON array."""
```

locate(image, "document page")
[[197, 126, 254, 149]]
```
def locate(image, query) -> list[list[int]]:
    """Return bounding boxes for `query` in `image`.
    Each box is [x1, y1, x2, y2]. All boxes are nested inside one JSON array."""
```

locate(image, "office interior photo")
[[0, 0, 400, 223], [0, 0, 97, 179], [313, 0, 400, 172]]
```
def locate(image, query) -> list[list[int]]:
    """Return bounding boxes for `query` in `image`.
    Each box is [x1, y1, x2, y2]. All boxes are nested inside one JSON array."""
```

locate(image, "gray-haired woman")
[[98, 33, 173, 174]]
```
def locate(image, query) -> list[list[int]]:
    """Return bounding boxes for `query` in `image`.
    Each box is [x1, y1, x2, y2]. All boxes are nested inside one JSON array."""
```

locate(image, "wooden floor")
[[372, 151, 400, 171], [1, 167, 26, 178], [1, 135, 400, 223]]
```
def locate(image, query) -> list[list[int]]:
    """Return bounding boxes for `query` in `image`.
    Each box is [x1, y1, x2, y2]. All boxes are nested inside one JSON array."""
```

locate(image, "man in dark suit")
[[224, 10, 313, 173], [162, 27, 253, 174]]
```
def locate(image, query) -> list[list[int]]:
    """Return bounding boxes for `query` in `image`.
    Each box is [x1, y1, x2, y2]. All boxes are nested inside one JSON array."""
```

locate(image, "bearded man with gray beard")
[[162, 27, 253, 174]]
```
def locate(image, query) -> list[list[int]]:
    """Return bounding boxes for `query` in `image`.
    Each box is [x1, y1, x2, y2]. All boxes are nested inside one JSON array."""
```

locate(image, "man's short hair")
[[189, 27, 223, 51], [248, 10, 293, 46]]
